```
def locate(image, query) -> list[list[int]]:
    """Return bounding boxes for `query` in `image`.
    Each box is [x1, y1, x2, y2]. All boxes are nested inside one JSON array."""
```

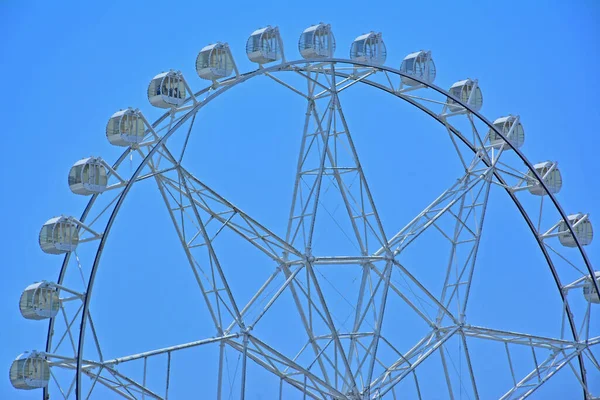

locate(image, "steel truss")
[[34, 58, 598, 400]]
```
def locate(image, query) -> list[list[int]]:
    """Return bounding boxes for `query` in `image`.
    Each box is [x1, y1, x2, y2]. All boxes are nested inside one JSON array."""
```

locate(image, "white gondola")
[[147, 71, 186, 108], [298, 23, 335, 59], [19, 282, 59, 320], [39, 216, 79, 254], [106, 108, 146, 147], [9, 351, 50, 390], [350, 32, 386, 65], [527, 161, 562, 196], [583, 272, 600, 303], [68, 157, 108, 195], [447, 79, 483, 113], [246, 26, 283, 64], [558, 213, 593, 247], [489, 115, 525, 150], [196, 42, 236, 80], [400, 50, 436, 86]]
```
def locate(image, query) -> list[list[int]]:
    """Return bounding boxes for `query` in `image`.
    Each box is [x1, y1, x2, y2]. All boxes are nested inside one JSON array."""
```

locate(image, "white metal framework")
[[13, 23, 599, 400]]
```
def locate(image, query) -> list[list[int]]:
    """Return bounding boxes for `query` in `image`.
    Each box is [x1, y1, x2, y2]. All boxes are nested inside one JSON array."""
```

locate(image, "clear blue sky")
[[1, 1, 599, 399]]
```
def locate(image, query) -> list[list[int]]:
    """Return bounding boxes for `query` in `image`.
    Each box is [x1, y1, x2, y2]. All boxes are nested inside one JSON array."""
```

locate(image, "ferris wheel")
[[10, 23, 600, 399]]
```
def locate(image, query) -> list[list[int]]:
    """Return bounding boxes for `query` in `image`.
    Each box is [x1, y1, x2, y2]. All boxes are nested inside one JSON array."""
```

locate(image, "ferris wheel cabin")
[[583, 272, 600, 304], [196, 42, 236, 81], [489, 115, 525, 150], [68, 157, 108, 195], [400, 50, 436, 86], [558, 213, 593, 247], [246, 26, 283, 64], [9, 351, 50, 390], [147, 71, 186, 108], [106, 109, 146, 147], [19, 282, 59, 320], [447, 79, 483, 113], [39, 216, 79, 255], [527, 161, 562, 196], [350, 32, 386, 65], [298, 23, 336, 59]]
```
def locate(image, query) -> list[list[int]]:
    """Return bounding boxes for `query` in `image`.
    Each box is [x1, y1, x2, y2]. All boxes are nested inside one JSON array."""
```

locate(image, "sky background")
[[1, 0, 599, 399]]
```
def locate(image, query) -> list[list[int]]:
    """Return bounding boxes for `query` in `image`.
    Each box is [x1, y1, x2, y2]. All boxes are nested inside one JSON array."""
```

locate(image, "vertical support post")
[[217, 341, 225, 400], [240, 334, 249, 400]]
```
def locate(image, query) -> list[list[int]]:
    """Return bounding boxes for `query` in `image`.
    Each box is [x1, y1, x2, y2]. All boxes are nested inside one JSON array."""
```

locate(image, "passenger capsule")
[[68, 157, 108, 195], [298, 23, 335, 59], [106, 108, 146, 147], [558, 213, 593, 247], [9, 351, 50, 390], [583, 272, 600, 304], [350, 32, 386, 66], [489, 115, 525, 150], [19, 282, 59, 320], [147, 71, 186, 108], [400, 50, 436, 86], [527, 161, 562, 196], [246, 26, 283, 64], [196, 42, 236, 80], [447, 79, 483, 112], [39, 216, 79, 254]]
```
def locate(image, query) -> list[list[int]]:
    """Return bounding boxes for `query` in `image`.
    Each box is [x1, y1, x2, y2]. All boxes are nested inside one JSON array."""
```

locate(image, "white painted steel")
[[16, 28, 598, 400]]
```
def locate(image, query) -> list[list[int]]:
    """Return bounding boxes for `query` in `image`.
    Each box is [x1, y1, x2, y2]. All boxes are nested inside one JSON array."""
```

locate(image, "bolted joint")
[[303, 251, 315, 265], [383, 250, 395, 262]]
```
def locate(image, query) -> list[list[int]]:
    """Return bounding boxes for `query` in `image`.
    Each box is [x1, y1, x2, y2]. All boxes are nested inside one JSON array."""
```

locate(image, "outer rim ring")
[[39, 57, 593, 399]]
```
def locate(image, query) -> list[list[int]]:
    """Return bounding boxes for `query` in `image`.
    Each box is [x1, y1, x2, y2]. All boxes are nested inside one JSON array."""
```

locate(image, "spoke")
[[435, 174, 492, 323], [102, 335, 237, 366], [305, 261, 359, 395], [176, 168, 301, 262], [461, 325, 589, 349], [459, 331, 480, 400], [499, 348, 580, 400], [226, 334, 348, 400], [179, 170, 245, 332], [281, 63, 398, 395], [376, 168, 492, 257], [285, 80, 334, 252], [152, 170, 234, 334], [369, 326, 460, 397], [461, 325, 599, 400], [47, 354, 164, 399]]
